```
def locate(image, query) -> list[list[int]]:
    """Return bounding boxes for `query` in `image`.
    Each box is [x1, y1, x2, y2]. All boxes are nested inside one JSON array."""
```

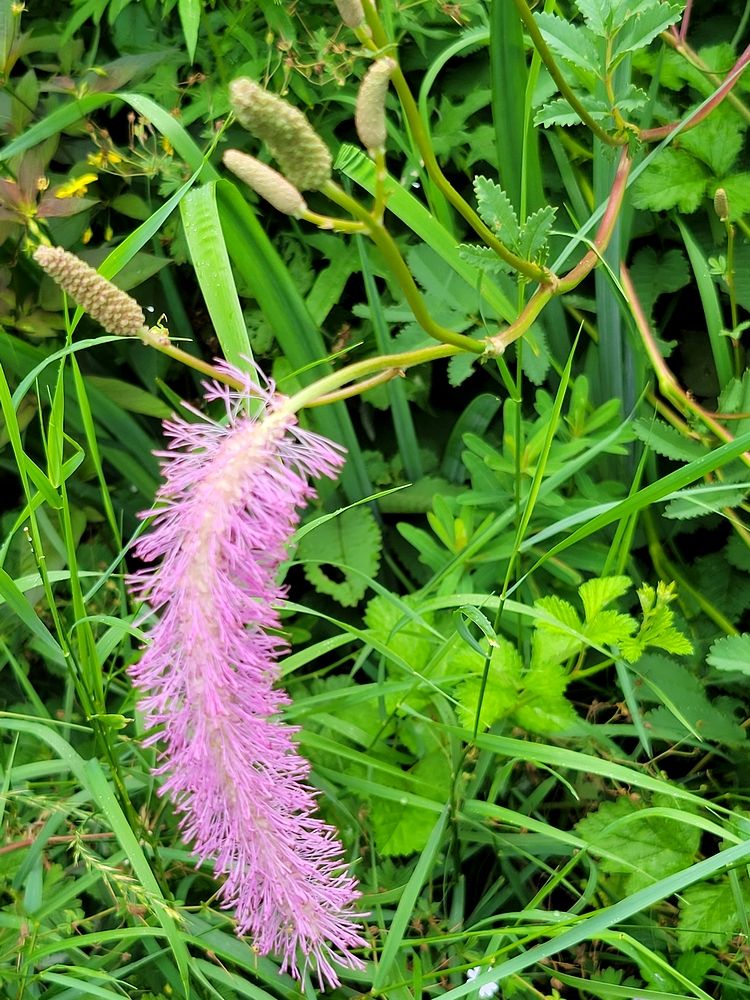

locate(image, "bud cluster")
[[222, 151, 307, 217], [228, 78, 332, 191], [355, 58, 397, 152], [33, 245, 147, 338]]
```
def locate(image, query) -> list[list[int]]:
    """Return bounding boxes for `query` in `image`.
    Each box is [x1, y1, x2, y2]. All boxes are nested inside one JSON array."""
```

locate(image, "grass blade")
[[180, 182, 253, 368], [372, 805, 449, 991], [216, 179, 371, 501]]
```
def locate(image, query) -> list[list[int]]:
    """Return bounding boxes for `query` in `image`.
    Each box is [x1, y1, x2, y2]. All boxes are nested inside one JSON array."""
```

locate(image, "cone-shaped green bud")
[[228, 78, 332, 191], [334, 0, 365, 27], [714, 187, 730, 222], [33, 245, 147, 337], [223, 150, 307, 216], [355, 57, 397, 152]]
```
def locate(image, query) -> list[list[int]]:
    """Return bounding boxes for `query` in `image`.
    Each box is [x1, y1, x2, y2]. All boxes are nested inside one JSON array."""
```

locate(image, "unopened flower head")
[[33, 245, 146, 337], [223, 150, 307, 216], [355, 58, 397, 152], [334, 0, 365, 27], [714, 186, 730, 222], [229, 78, 332, 191], [128, 362, 365, 987]]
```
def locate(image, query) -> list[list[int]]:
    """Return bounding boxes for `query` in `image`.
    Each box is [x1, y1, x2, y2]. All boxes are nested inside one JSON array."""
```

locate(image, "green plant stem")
[[484, 148, 631, 355], [300, 208, 366, 234], [509, 0, 621, 146], [726, 219, 738, 333], [306, 367, 402, 405], [284, 343, 458, 413], [653, 34, 750, 130], [139, 326, 245, 387], [621, 263, 750, 468], [323, 180, 486, 353], [357, 0, 551, 284], [722, 219, 744, 378]]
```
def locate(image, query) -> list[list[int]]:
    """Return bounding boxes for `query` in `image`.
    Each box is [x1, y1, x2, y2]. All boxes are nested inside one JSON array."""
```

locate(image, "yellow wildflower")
[[88, 149, 123, 168], [82, 227, 93, 244], [161, 136, 174, 156], [55, 173, 98, 198]]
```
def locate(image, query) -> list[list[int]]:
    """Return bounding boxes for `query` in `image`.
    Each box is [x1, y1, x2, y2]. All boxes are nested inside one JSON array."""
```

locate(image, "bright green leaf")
[[632, 148, 709, 213]]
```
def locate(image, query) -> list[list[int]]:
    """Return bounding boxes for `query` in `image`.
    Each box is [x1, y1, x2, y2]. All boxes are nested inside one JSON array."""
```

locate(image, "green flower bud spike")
[[714, 187, 730, 222], [355, 57, 397, 153], [33, 245, 147, 337], [223, 150, 307, 217], [228, 78, 332, 191], [334, 0, 365, 27]]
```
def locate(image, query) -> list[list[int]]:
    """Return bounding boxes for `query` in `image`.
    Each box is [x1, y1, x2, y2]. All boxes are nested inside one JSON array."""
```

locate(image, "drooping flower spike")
[[129, 362, 366, 987]]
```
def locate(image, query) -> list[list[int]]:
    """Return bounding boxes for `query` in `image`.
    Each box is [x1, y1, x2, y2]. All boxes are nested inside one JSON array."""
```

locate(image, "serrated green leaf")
[[521, 325, 551, 386], [369, 745, 452, 857], [707, 633, 750, 675], [457, 243, 511, 274], [364, 594, 434, 672], [575, 0, 609, 35], [633, 148, 709, 213], [455, 638, 522, 731], [632, 417, 708, 462], [535, 12, 600, 76], [620, 582, 693, 661], [448, 353, 477, 388], [514, 660, 579, 734], [637, 653, 746, 744], [611, 1, 683, 61], [678, 104, 744, 176], [519, 204, 557, 262], [534, 96, 608, 129], [473, 176, 521, 246], [298, 507, 381, 606], [677, 880, 750, 950], [663, 483, 749, 519], [588, 610, 637, 646], [613, 82, 648, 114], [579, 575, 632, 621], [533, 595, 585, 664], [576, 794, 701, 894]]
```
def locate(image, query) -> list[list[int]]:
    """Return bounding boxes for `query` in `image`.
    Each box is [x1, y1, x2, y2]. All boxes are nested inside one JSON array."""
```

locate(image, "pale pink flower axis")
[[128, 363, 365, 987]]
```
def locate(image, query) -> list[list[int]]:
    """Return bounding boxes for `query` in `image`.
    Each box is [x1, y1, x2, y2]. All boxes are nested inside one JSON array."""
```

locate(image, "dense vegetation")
[[2, 0, 750, 998]]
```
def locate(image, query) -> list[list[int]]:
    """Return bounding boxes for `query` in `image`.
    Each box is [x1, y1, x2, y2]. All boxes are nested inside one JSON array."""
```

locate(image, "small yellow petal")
[[55, 173, 98, 198]]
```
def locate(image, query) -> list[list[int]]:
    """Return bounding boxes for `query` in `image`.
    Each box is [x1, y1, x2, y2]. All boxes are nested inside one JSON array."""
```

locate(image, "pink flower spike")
[[128, 362, 366, 988]]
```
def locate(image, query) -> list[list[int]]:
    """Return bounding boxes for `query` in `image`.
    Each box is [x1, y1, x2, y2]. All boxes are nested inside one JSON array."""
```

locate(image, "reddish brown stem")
[[679, 0, 693, 41], [0, 831, 115, 857], [620, 263, 750, 467], [641, 42, 750, 140], [484, 148, 632, 356]]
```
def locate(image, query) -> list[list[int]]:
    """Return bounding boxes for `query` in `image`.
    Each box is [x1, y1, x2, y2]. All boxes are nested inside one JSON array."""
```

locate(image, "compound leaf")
[[298, 506, 381, 606]]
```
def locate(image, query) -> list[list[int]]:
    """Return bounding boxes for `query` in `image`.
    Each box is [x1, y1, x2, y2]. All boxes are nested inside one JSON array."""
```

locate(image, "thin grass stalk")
[[356, 236, 423, 480]]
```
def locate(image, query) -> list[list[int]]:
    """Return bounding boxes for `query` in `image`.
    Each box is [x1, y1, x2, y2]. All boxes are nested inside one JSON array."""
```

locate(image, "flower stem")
[[357, 0, 552, 284], [283, 343, 458, 413], [484, 147, 631, 355], [621, 262, 750, 467], [323, 180, 486, 353]]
